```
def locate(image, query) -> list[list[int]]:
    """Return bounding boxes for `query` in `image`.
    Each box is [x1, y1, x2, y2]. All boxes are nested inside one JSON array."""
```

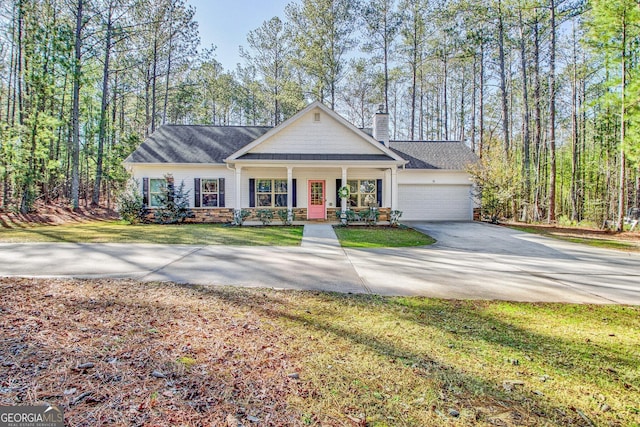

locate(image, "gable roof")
[[124, 105, 477, 171], [124, 125, 271, 164], [391, 141, 478, 170], [225, 101, 406, 164]]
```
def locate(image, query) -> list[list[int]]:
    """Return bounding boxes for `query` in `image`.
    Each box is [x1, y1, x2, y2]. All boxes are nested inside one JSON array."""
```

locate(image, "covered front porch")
[[229, 162, 401, 222]]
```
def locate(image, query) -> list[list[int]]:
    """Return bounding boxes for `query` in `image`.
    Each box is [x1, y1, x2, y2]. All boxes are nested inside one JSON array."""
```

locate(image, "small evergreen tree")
[[154, 175, 193, 224], [117, 179, 147, 224]]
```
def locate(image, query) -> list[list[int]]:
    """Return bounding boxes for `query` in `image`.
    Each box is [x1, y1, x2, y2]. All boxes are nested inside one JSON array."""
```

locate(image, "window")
[[256, 179, 287, 207], [201, 179, 219, 207], [149, 178, 166, 207], [347, 179, 377, 207]]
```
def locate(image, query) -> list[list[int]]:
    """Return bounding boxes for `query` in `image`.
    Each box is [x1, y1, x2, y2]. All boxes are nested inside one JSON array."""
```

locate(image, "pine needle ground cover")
[[1, 278, 638, 426]]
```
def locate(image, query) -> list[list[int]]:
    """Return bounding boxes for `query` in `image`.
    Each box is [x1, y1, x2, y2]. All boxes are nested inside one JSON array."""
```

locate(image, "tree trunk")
[[533, 11, 542, 221], [479, 41, 485, 157], [410, 22, 417, 140], [92, 3, 113, 206], [570, 20, 579, 221], [548, 0, 557, 223], [497, 0, 510, 156], [519, 7, 531, 222], [471, 52, 477, 152], [162, 1, 174, 126], [151, 34, 158, 133], [70, 0, 83, 210], [616, 15, 627, 232]]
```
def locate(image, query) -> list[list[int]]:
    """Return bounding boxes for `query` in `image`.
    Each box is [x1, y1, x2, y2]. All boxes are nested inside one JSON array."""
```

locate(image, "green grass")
[[0, 221, 303, 245], [333, 225, 436, 247], [279, 293, 640, 426], [6, 278, 637, 426]]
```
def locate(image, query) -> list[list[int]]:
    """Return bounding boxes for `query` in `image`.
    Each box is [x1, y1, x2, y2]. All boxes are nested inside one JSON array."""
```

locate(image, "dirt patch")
[[0, 202, 118, 228]]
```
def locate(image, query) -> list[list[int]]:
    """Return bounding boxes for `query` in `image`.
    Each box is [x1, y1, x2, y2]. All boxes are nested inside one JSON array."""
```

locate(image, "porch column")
[[341, 166, 349, 206], [287, 166, 293, 222], [391, 166, 398, 211], [235, 166, 242, 212], [341, 167, 348, 223]]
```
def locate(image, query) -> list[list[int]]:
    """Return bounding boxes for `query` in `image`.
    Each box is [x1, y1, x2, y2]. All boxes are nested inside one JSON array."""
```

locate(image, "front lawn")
[[0, 221, 303, 245], [333, 225, 436, 248], [1, 278, 637, 426]]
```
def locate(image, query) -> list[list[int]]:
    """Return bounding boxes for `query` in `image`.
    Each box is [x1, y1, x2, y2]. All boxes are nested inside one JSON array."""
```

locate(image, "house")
[[124, 101, 477, 223]]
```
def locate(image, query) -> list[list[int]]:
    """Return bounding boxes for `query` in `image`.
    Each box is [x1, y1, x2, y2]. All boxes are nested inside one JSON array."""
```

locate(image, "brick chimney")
[[372, 104, 389, 147]]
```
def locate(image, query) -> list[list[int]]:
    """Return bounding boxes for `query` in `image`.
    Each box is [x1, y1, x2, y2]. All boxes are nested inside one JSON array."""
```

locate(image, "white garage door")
[[398, 184, 472, 221]]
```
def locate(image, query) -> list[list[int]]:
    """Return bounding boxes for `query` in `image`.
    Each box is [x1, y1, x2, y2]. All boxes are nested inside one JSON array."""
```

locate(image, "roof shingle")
[[125, 125, 271, 163], [126, 124, 477, 171], [390, 141, 477, 170]]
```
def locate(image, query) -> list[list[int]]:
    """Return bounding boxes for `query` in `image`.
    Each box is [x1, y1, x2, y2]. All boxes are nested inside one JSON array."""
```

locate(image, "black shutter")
[[249, 178, 255, 207], [167, 176, 175, 203], [194, 178, 201, 207], [142, 178, 149, 206], [219, 178, 225, 207], [376, 179, 383, 207], [336, 179, 342, 208], [292, 179, 297, 207]]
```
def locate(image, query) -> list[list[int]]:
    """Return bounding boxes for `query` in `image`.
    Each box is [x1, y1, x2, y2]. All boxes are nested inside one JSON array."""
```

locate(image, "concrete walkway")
[[301, 224, 341, 249]]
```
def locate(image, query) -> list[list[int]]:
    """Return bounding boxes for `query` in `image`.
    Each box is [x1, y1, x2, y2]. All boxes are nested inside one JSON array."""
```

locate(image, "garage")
[[398, 184, 472, 221]]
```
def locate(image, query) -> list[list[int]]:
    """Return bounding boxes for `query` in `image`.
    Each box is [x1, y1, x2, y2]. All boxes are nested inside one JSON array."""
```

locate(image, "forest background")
[[0, 0, 638, 229]]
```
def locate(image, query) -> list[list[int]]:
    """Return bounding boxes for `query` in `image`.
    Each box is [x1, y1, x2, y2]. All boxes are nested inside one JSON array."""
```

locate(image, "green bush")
[[277, 209, 295, 225], [335, 209, 359, 225], [390, 210, 403, 227], [153, 175, 193, 224], [360, 208, 380, 225], [117, 179, 147, 224], [233, 209, 251, 226], [256, 209, 274, 225]]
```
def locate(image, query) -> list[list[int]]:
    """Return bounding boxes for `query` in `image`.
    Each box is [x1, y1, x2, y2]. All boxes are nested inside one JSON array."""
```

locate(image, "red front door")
[[308, 180, 326, 219]]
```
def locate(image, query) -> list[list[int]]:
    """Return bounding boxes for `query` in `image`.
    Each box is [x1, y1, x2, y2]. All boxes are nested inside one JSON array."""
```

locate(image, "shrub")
[[335, 209, 359, 225], [233, 209, 251, 226], [256, 209, 274, 225], [153, 175, 193, 224], [277, 209, 295, 226], [360, 208, 380, 225], [117, 179, 147, 224], [390, 210, 403, 227]]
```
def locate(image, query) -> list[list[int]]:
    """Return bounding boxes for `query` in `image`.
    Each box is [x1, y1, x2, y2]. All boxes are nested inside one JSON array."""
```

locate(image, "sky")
[[186, 0, 292, 70]]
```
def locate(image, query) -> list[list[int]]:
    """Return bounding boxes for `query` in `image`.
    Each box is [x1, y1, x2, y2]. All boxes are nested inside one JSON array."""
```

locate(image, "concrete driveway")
[[348, 222, 640, 304], [0, 222, 638, 304]]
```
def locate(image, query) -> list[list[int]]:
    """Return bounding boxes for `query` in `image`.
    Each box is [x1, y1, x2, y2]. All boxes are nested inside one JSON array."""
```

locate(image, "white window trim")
[[149, 178, 166, 208], [347, 179, 377, 208], [200, 178, 220, 208], [256, 178, 288, 208]]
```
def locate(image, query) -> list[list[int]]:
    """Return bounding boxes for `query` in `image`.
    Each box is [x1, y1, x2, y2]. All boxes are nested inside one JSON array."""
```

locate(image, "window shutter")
[[249, 178, 255, 207], [194, 178, 201, 207], [219, 178, 225, 207], [336, 179, 342, 208], [292, 179, 297, 207], [376, 179, 383, 207], [142, 178, 149, 206], [167, 176, 175, 203]]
